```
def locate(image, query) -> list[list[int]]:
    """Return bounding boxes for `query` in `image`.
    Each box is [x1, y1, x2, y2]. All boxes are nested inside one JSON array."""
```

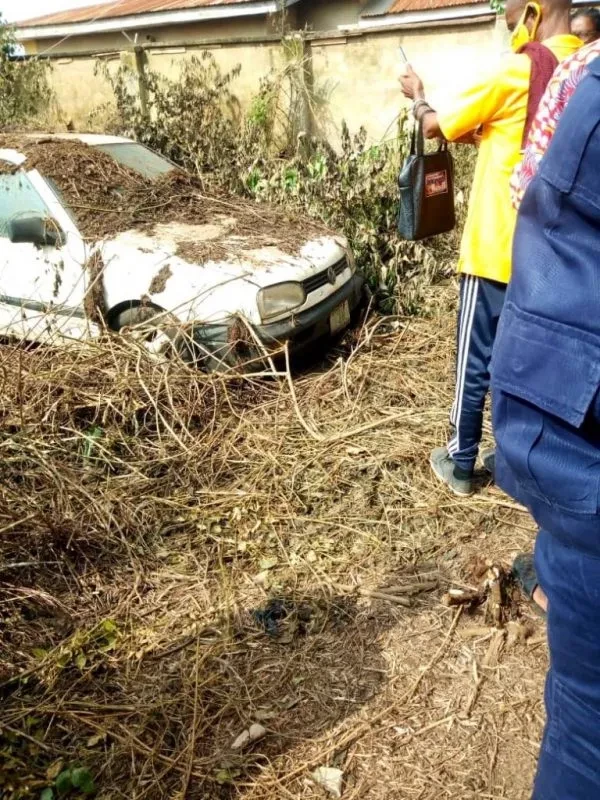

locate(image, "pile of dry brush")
[[0, 292, 547, 800], [0, 136, 326, 256]]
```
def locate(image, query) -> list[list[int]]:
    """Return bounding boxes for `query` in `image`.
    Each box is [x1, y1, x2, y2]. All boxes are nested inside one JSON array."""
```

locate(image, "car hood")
[[98, 220, 348, 326], [100, 219, 347, 288]]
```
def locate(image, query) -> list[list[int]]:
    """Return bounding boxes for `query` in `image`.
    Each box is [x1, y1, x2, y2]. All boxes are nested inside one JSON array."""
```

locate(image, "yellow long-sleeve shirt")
[[438, 35, 581, 284]]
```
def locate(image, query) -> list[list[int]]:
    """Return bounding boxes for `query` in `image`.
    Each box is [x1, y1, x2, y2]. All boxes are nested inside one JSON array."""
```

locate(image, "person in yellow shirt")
[[400, 0, 580, 496]]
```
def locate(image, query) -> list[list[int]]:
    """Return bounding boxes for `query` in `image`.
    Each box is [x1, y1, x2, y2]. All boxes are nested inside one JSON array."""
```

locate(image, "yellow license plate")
[[329, 300, 350, 334]]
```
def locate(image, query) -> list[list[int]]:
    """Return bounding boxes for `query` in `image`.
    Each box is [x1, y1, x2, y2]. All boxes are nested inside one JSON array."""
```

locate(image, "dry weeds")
[[0, 284, 546, 800], [0, 136, 327, 258]]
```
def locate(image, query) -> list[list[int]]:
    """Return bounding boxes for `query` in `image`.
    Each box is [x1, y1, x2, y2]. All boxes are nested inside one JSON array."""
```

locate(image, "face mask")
[[510, 2, 542, 52]]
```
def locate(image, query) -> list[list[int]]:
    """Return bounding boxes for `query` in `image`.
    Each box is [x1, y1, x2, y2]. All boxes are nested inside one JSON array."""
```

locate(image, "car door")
[[0, 167, 91, 344]]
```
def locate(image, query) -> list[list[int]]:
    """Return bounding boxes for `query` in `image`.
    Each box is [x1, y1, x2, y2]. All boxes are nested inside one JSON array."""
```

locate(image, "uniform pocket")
[[495, 393, 600, 515], [494, 391, 544, 499], [493, 303, 600, 429], [493, 303, 600, 515], [527, 414, 600, 514]]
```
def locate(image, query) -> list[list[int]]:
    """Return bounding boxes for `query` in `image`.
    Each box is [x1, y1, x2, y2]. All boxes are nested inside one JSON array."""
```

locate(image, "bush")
[[0, 18, 51, 129], [97, 52, 243, 181], [99, 50, 474, 315]]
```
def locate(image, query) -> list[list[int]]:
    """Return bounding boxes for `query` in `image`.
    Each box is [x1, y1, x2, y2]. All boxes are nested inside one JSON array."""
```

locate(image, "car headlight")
[[257, 282, 306, 322]]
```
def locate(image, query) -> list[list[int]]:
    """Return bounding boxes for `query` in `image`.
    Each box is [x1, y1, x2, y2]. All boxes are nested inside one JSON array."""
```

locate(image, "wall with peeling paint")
[[37, 16, 509, 146]]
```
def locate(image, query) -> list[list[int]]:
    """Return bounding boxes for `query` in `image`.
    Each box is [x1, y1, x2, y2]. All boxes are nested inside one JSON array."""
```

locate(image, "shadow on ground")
[[1, 557, 443, 800]]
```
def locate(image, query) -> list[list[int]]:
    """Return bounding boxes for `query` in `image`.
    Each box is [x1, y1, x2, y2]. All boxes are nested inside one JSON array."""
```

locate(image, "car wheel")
[[112, 305, 195, 364]]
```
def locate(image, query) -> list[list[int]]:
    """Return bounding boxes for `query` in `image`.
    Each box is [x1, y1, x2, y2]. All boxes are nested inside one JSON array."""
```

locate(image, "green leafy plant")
[[241, 120, 471, 314], [32, 619, 120, 691], [97, 52, 243, 180], [0, 16, 51, 130], [41, 765, 96, 798]]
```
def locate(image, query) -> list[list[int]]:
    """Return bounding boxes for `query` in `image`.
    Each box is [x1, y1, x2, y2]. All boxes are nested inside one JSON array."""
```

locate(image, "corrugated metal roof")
[[363, 0, 488, 15], [19, 0, 491, 30], [388, 0, 487, 12], [18, 0, 262, 28]]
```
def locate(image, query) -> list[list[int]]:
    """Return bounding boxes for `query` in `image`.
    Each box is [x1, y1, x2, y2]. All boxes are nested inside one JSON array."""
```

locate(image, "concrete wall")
[[24, 15, 277, 55], [147, 41, 285, 116], [310, 19, 507, 142], [46, 56, 117, 127], [37, 17, 509, 145]]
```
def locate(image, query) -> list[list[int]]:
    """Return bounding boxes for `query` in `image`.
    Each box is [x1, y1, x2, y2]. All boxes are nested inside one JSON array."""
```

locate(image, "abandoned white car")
[[0, 133, 364, 367]]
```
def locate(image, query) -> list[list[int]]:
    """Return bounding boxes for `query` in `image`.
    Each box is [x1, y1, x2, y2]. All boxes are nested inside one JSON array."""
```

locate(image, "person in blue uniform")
[[491, 58, 600, 797]]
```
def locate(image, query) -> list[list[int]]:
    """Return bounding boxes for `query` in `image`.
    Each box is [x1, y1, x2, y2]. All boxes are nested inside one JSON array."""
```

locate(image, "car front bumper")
[[257, 273, 365, 352], [190, 274, 365, 368]]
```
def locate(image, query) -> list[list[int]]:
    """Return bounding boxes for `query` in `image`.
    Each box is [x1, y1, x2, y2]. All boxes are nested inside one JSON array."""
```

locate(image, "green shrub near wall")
[[0, 18, 51, 130]]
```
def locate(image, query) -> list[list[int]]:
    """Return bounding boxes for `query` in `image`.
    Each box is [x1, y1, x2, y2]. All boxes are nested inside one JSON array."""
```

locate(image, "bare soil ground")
[[0, 285, 546, 800]]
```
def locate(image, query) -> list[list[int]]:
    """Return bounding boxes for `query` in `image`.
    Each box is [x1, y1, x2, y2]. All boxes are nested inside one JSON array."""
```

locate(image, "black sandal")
[[512, 553, 547, 618]]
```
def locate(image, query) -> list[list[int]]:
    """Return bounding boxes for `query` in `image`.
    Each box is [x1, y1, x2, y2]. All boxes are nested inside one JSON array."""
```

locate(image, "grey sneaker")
[[481, 448, 495, 477], [430, 446, 473, 497]]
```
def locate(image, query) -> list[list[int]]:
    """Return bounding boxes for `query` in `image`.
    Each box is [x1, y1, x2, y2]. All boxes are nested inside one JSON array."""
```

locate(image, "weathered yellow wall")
[[39, 18, 509, 144], [46, 57, 117, 127], [311, 21, 503, 144], [147, 41, 284, 116]]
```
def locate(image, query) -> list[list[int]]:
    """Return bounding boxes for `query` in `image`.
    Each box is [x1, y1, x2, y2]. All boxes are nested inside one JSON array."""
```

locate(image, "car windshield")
[[94, 142, 175, 179]]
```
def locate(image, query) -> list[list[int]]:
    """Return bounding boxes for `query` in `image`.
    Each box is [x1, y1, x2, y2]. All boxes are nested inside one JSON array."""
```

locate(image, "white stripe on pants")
[[448, 275, 479, 456]]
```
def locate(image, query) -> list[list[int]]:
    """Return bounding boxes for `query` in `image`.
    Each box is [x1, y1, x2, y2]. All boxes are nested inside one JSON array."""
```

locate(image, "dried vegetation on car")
[[0, 136, 327, 260]]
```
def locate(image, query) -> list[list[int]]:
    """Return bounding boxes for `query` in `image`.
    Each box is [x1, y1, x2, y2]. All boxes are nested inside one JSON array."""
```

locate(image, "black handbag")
[[397, 122, 456, 241]]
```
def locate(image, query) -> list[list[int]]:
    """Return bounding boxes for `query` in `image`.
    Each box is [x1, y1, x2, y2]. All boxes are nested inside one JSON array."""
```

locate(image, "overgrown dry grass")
[[1, 285, 546, 800]]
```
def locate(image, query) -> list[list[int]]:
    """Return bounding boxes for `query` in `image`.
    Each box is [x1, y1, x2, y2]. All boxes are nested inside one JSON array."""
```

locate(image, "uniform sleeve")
[[437, 58, 521, 141]]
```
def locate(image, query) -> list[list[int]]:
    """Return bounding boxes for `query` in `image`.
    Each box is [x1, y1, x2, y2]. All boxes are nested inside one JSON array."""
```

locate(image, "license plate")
[[329, 300, 351, 334]]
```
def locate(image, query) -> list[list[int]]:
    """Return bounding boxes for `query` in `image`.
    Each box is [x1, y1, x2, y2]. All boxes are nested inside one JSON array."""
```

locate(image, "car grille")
[[302, 257, 347, 295]]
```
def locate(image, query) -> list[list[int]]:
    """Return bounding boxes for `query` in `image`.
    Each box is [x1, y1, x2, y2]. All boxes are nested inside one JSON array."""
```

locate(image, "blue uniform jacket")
[[492, 58, 600, 557]]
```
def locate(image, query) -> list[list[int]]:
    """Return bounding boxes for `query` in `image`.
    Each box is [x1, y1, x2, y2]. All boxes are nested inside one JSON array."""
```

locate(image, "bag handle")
[[410, 121, 425, 157], [411, 122, 449, 155]]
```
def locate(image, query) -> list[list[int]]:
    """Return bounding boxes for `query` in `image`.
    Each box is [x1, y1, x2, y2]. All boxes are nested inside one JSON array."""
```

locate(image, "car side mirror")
[[8, 216, 66, 249]]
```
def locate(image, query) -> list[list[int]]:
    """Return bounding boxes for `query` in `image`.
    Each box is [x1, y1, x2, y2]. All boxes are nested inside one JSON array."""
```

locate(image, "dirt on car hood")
[[0, 135, 332, 261]]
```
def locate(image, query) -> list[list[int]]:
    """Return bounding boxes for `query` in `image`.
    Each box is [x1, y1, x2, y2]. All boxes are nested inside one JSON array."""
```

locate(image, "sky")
[[3, 0, 100, 23]]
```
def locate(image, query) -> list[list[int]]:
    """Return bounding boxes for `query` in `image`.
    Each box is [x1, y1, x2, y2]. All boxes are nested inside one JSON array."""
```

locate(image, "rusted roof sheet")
[[363, 0, 488, 14], [18, 0, 263, 28], [388, 0, 488, 11]]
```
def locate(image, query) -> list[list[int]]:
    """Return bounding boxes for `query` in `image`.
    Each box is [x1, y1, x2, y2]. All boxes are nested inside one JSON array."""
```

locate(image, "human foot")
[[430, 447, 473, 497], [512, 553, 548, 616]]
